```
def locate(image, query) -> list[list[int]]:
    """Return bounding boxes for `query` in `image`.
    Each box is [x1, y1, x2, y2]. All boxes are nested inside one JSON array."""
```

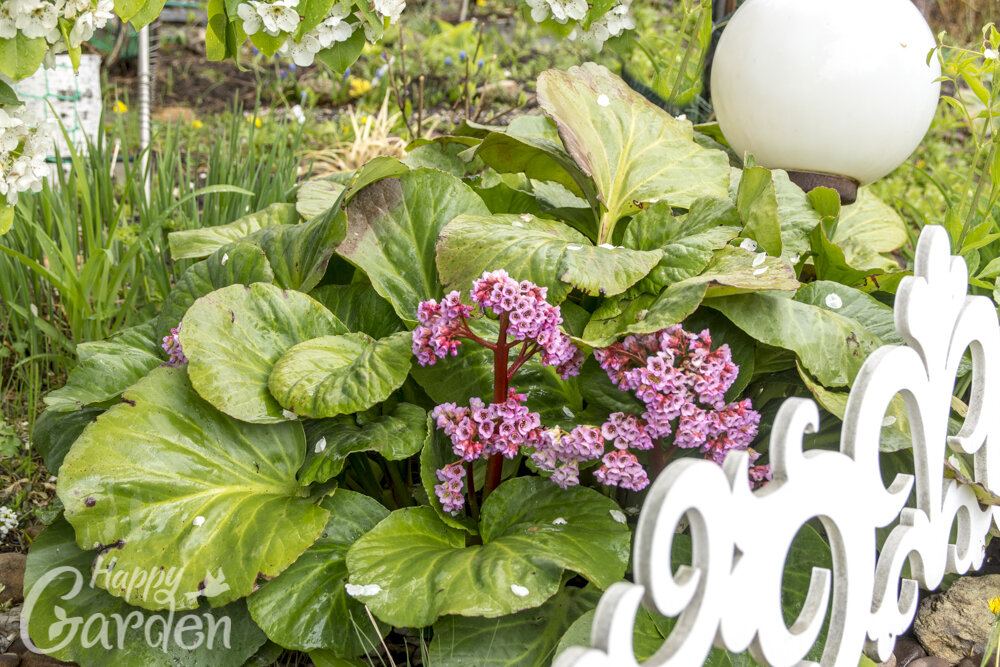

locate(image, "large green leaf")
[[33, 407, 102, 475], [299, 403, 427, 485], [56, 367, 330, 610], [345, 477, 630, 627], [536, 63, 730, 242], [23, 519, 267, 665], [168, 204, 299, 260], [181, 283, 347, 423], [44, 320, 163, 412], [337, 170, 490, 326], [622, 198, 741, 290], [247, 491, 388, 654], [244, 204, 347, 293], [437, 213, 662, 299], [706, 293, 880, 387], [794, 282, 900, 344], [268, 331, 412, 419], [157, 242, 275, 338], [428, 584, 601, 667], [309, 283, 404, 339]]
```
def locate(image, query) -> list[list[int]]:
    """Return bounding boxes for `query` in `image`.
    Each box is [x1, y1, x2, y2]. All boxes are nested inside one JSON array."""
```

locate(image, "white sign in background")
[[556, 225, 1000, 667], [14, 54, 102, 158]]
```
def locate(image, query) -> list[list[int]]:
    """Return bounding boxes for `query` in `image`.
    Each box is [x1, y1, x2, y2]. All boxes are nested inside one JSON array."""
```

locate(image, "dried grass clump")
[[306, 93, 412, 176]]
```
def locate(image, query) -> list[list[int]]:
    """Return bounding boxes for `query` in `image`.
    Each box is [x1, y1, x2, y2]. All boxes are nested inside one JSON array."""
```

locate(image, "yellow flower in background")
[[192, 119, 204, 129], [476, 0, 485, 5], [989, 596, 1000, 615], [348, 77, 372, 98], [113, 100, 128, 114], [247, 115, 262, 128]]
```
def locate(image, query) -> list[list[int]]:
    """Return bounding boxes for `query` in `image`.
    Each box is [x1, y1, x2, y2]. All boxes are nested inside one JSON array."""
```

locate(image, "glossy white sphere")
[[710, 0, 941, 186]]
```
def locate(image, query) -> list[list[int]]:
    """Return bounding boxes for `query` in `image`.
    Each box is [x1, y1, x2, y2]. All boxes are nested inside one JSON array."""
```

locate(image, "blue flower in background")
[[459, 50, 467, 62], [477, 59, 484, 70], [342, 67, 351, 80], [445, 56, 452, 65], [289, 63, 296, 71]]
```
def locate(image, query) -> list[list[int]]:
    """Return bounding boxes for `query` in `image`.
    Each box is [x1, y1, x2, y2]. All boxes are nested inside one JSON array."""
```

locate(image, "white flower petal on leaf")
[[510, 584, 530, 597]]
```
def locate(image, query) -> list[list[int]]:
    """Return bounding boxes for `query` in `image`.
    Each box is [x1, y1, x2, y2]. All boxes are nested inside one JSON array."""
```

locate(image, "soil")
[[106, 39, 261, 114]]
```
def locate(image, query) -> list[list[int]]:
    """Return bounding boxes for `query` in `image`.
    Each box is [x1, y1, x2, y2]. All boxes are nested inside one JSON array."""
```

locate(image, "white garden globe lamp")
[[710, 0, 941, 203]]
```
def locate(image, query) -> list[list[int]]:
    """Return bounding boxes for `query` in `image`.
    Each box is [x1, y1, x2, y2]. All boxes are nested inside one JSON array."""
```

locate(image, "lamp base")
[[786, 171, 859, 205]]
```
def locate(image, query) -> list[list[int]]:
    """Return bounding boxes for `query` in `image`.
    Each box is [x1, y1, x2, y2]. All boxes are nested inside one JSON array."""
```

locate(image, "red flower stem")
[[506, 341, 539, 379], [483, 313, 510, 500], [649, 440, 677, 481], [456, 314, 496, 350]]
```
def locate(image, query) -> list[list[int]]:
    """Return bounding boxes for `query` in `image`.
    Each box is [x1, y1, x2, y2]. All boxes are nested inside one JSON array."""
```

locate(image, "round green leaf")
[[345, 477, 630, 628], [56, 367, 330, 610], [23, 519, 267, 666], [247, 490, 389, 654], [300, 402, 427, 486], [268, 331, 412, 419], [428, 584, 601, 667], [181, 283, 347, 423], [706, 292, 881, 387], [157, 242, 276, 339]]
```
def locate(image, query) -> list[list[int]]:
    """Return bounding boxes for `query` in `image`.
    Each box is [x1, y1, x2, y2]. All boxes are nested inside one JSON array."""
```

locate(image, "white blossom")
[[15, 0, 60, 39], [257, 0, 299, 36], [374, 0, 405, 24], [280, 32, 320, 66], [236, 2, 262, 35], [0, 507, 16, 538], [0, 4, 18, 39], [985, 48, 999, 61]]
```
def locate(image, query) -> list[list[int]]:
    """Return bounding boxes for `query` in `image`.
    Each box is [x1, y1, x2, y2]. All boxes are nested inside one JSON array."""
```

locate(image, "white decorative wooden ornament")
[[554, 225, 1000, 667]]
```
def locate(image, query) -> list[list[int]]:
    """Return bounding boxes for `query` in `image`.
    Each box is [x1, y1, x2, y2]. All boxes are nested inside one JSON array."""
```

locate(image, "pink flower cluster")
[[162, 323, 187, 367], [431, 391, 546, 462], [595, 325, 767, 485], [531, 425, 605, 489], [431, 390, 549, 514], [412, 270, 584, 379]]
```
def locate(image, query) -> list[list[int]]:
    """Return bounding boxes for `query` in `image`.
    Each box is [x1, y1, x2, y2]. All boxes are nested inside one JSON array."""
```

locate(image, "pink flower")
[[162, 324, 187, 366], [595, 450, 649, 491], [434, 463, 467, 515]]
